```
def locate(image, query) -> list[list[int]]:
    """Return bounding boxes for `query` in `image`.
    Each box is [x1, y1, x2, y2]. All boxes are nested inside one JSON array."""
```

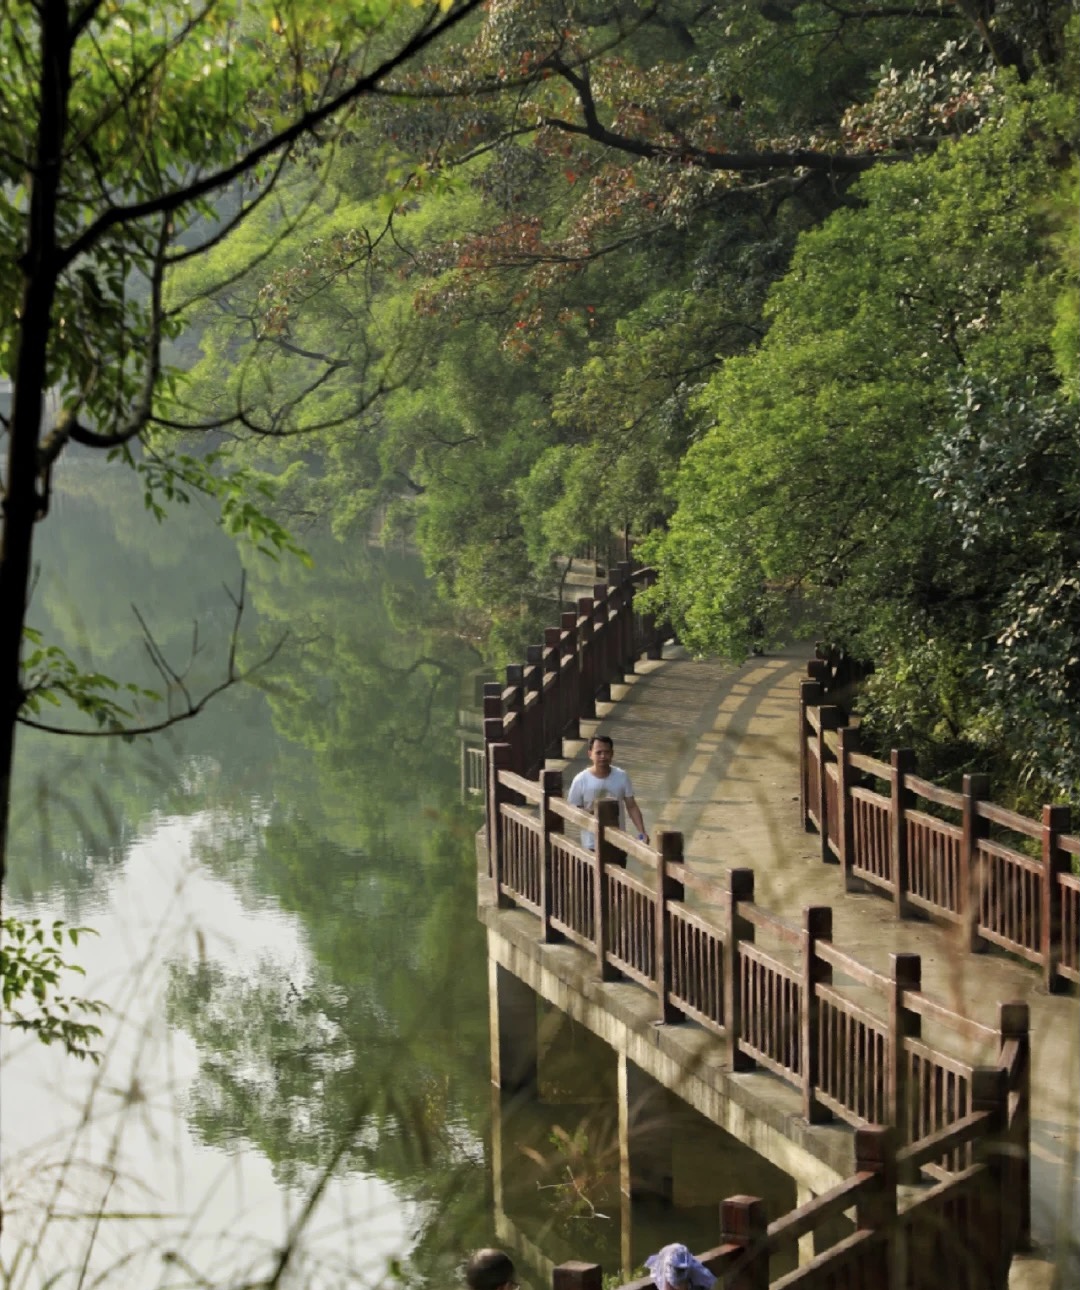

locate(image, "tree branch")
[[17, 573, 284, 740], [57, 1, 485, 271]]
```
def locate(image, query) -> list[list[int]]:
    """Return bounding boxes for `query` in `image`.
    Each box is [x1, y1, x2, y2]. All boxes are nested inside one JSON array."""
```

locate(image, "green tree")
[[645, 77, 1079, 799], [0, 0, 486, 888]]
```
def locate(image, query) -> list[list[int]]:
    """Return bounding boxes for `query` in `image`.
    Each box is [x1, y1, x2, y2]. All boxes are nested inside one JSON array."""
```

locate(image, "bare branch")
[[17, 573, 286, 740], [57, 1, 485, 271]]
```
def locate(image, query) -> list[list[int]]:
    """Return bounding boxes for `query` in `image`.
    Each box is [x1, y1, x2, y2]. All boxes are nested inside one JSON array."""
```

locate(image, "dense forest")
[[3, 0, 1078, 849], [172, 1, 1079, 808]]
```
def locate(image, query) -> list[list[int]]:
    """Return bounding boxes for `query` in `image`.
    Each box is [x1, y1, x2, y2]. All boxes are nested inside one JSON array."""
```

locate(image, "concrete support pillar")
[[537, 1007, 615, 1104], [490, 1082, 506, 1228], [489, 957, 538, 1094], [796, 1183, 816, 1265], [619, 1054, 674, 1203]]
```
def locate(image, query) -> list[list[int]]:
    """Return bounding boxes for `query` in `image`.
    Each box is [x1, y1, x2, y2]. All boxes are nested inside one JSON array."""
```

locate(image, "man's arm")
[[625, 795, 648, 844]]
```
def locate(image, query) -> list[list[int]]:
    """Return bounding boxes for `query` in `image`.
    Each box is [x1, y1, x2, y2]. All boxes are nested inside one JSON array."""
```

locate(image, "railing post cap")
[[1043, 802, 1071, 828], [657, 830, 684, 859], [552, 1262, 603, 1290], [541, 767, 564, 794], [890, 951, 921, 987], [854, 1124, 897, 1166], [721, 1194, 767, 1237], [998, 1000, 1029, 1036], [728, 867, 754, 899], [803, 905, 833, 937]]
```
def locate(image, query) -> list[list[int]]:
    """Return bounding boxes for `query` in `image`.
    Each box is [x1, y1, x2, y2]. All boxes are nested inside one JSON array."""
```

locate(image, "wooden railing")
[[553, 1116, 1021, 1289], [485, 759, 1030, 1239], [483, 563, 665, 866], [799, 657, 1080, 992]]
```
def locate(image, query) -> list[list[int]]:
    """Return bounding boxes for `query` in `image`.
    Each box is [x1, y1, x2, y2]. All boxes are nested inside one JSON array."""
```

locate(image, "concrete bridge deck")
[[541, 642, 1078, 1284]]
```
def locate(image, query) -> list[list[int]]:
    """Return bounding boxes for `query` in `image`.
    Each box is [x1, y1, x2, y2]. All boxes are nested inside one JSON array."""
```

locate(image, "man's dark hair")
[[587, 735, 614, 751], [465, 1249, 515, 1290]]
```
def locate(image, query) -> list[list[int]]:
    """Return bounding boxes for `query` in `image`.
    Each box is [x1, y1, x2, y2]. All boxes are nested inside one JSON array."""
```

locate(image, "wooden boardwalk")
[[551, 643, 1078, 1282]]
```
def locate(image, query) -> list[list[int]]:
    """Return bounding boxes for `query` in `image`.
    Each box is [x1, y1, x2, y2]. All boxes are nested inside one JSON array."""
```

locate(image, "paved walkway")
[[554, 643, 1078, 1284]]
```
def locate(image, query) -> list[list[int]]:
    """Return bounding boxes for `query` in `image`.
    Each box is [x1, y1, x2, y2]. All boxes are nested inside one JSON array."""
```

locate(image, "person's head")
[[664, 1245, 693, 1289], [465, 1249, 517, 1290], [587, 734, 614, 773]]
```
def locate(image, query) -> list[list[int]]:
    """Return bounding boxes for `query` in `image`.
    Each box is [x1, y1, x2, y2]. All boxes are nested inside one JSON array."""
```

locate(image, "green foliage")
[[21, 628, 162, 731], [646, 77, 1079, 799], [1, 916, 106, 1061]]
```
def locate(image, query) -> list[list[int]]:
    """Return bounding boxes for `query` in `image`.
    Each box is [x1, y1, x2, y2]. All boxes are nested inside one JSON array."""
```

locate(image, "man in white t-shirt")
[[567, 734, 648, 851]]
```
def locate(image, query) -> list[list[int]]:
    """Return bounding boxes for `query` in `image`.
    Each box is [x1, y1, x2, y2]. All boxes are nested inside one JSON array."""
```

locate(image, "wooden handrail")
[[815, 982, 886, 1031], [604, 825, 658, 867], [498, 769, 543, 802], [742, 901, 802, 945], [548, 796, 594, 829], [502, 802, 542, 831], [901, 990, 998, 1045], [816, 942, 891, 992], [664, 861, 727, 905], [896, 1109, 991, 1172], [849, 751, 891, 778], [765, 1171, 873, 1246], [977, 799, 1043, 838], [906, 774, 963, 811]]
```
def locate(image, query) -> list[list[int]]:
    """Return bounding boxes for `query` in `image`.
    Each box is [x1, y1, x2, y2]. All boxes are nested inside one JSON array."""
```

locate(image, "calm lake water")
[[2, 466, 781, 1289]]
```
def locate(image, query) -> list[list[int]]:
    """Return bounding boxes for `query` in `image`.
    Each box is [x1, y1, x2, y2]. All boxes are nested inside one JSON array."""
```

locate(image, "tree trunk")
[[0, 0, 70, 887]]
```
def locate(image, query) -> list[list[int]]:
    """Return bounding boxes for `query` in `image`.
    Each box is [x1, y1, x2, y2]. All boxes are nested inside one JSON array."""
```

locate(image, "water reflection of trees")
[[166, 540, 496, 1285], [10, 465, 260, 903], [13, 467, 499, 1281]]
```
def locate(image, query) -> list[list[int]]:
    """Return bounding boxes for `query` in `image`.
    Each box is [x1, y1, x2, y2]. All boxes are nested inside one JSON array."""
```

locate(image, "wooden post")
[[854, 1126, 898, 1286], [552, 1263, 602, 1290], [720, 1196, 768, 1290], [890, 748, 915, 917], [561, 610, 581, 740], [854, 1125, 898, 1227], [817, 705, 843, 864], [801, 906, 833, 1124], [487, 743, 514, 904], [616, 560, 635, 675], [577, 596, 596, 719], [594, 799, 623, 981], [1041, 804, 1071, 991], [887, 952, 921, 1149], [641, 568, 664, 660], [837, 726, 860, 891], [504, 664, 525, 774], [591, 583, 614, 700], [799, 679, 822, 831], [540, 769, 563, 942], [961, 772, 991, 953], [724, 868, 755, 1071], [998, 1000, 1031, 1251], [971, 1065, 1009, 1286], [655, 831, 686, 1025]]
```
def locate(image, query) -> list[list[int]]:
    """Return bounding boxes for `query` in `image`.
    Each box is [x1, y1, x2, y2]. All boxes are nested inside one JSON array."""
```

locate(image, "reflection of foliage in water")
[[9, 465, 266, 904], [11, 464, 499, 1281], [165, 538, 496, 1284]]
